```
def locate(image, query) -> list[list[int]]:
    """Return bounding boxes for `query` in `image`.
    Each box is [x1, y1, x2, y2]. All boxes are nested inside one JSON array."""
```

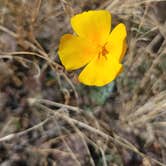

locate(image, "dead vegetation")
[[0, 0, 166, 165]]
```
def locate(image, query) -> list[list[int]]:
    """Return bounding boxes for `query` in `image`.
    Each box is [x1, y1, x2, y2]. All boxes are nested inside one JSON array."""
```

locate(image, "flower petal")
[[71, 10, 111, 46], [78, 54, 123, 86], [58, 34, 97, 70], [105, 23, 127, 62]]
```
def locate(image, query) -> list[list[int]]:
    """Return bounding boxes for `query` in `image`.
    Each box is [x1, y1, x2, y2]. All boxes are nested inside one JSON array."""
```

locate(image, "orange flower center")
[[98, 44, 109, 59]]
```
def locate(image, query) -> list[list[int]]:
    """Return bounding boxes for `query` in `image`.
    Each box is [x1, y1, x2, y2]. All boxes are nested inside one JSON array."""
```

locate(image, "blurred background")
[[0, 0, 166, 165]]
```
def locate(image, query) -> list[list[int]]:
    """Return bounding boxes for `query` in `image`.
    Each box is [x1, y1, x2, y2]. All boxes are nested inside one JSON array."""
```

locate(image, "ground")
[[0, 0, 166, 166]]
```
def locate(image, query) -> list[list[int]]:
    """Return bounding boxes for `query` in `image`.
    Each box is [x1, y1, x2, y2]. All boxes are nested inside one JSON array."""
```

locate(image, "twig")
[[0, 117, 50, 142], [0, 25, 18, 38], [0, 51, 62, 69], [100, 148, 108, 166], [28, 98, 83, 112], [31, 0, 42, 23]]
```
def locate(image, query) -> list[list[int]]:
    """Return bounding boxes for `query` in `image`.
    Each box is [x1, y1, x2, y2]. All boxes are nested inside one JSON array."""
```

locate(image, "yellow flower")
[[58, 10, 127, 86]]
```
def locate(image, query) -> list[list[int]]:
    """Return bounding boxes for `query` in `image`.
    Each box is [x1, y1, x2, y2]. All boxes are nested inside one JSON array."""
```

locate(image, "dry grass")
[[0, 0, 166, 165]]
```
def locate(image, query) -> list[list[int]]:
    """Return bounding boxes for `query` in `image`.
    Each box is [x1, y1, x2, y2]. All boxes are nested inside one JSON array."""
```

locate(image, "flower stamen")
[[98, 45, 109, 59]]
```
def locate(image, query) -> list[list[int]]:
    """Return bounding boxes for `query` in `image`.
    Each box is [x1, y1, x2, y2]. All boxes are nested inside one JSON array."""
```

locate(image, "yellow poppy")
[[58, 10, 127, 86]]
